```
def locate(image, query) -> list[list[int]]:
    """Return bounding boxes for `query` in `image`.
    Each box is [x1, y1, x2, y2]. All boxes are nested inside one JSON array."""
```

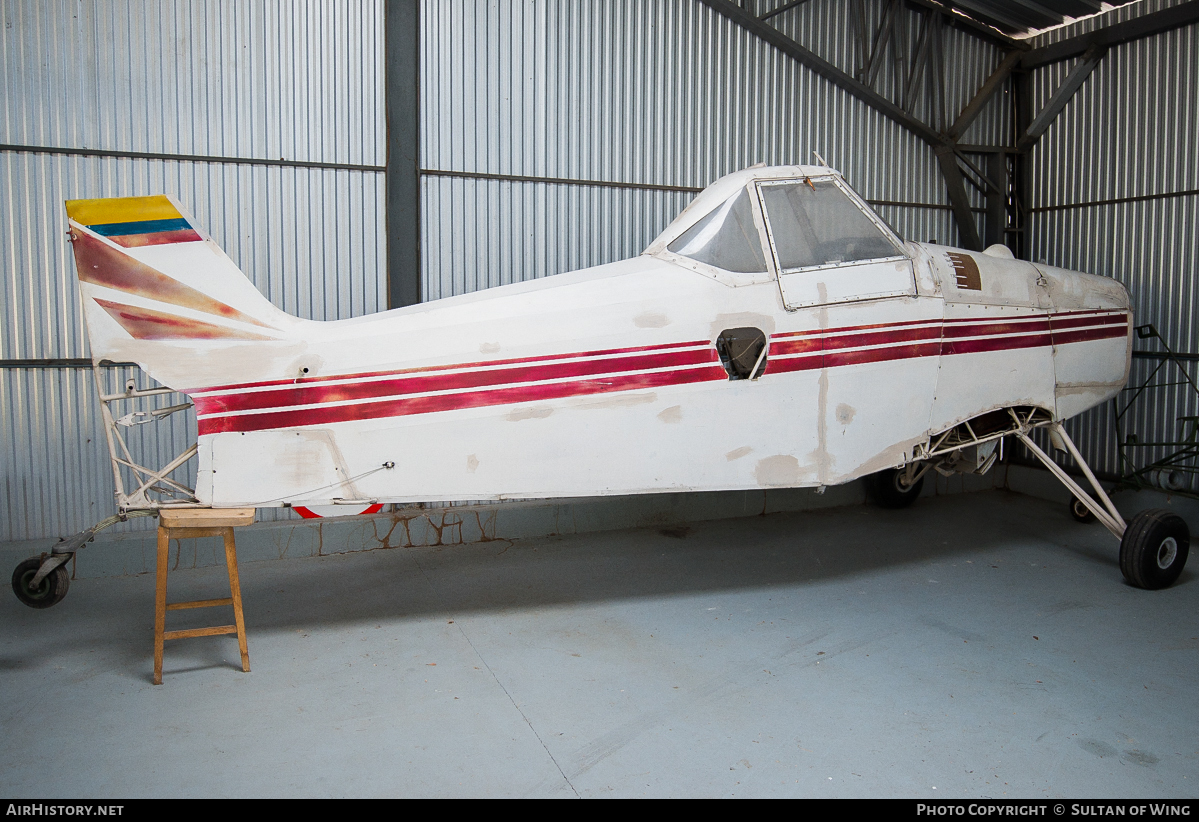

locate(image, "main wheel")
[[869, 467, 924, 509], [11, 557, 70, 609], [1119, 509, 1190, 590], [1070, 495, 1097, 523]]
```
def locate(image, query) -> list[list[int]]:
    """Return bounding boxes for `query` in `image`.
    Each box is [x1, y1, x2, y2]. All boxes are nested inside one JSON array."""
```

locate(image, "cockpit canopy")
[[666, 187, 766, 273], [648, 166, 906, 281]]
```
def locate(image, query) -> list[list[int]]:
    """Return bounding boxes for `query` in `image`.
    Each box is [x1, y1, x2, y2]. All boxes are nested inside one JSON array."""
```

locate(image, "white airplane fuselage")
[[66, 167, 1132, 509]]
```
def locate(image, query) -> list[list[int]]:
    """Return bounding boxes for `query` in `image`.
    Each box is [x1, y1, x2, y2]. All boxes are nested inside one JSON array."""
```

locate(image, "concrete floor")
[[2, 489, 1197, 798]]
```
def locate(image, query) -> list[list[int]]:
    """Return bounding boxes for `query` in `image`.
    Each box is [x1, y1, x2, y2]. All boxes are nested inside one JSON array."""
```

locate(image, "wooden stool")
[[154, 507, 256, 685]]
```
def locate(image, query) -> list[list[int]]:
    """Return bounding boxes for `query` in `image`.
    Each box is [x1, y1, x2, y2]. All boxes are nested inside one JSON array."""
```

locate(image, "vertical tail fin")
[[64, 195, 293, 360]]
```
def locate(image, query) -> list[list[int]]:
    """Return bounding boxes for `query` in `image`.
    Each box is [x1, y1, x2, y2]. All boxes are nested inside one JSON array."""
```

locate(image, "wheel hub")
[[18, 569, 51, 600], [1157, 537, 1178, 570]]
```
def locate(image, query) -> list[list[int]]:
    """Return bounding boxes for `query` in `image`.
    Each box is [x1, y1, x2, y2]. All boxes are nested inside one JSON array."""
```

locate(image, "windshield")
[[667, 188, 767, 273], [759, 178, 901, 270]]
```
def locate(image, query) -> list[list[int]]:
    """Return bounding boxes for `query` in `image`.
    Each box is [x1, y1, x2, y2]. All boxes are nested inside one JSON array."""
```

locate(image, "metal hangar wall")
[[1, 0, 1196, 543]]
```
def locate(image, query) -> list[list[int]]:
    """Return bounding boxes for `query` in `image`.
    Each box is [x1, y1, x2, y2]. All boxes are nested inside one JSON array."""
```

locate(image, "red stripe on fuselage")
[[191, 310, 1130, 435], [197, 364, 728, 435], [825, 340, 942, 368], [194, 345, 719, 415], [1051, 325, 1129, 346], [942, 333, 1055, 355], [768, 336, 822, 357], [942, 317, 1051, 338], [823, 323, 941, 351], [766, 353, 822, 375], [189, 339, 708, 395], [1049, 313, 1128, 331]]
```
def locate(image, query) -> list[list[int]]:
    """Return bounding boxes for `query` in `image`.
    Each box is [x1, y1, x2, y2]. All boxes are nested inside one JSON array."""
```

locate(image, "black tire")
[[1070, 496, 1097, 523], [12, 557, 70, 609], [869, 467, 924, 509], [1119, 509, 1190, 590]]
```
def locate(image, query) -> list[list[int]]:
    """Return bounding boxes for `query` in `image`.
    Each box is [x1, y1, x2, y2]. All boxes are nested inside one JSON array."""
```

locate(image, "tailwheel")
[[12, 557, 71, 609], [1119, 510, 1190, 590], [869, 467, 924, 509]]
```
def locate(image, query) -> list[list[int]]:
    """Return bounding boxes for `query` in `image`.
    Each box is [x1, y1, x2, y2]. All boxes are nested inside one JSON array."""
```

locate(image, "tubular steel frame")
[[92, 364, 200, 512], [1114, 325, 1199, 500]]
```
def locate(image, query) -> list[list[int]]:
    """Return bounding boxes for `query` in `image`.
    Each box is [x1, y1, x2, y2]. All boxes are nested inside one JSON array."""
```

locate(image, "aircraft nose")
[[1035, 263, 1130, 312]]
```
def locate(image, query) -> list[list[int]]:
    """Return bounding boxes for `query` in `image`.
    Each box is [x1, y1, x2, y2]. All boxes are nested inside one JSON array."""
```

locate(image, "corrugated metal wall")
[[1, 0, 385, 540], [420, 0, 992, 301], [1026, 0, 1199, 483], [4, 0, 1194, 541]]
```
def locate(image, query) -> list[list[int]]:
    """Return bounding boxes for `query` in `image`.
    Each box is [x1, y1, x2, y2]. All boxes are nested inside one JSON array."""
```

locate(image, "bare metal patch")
[[754, 455, 801, 487], [826, 437, 924, 485], [506, 405, 554, 422], [634, 311, 670, 328], [267, 429, 359, 499], [946, 252, 982, 290], [1056, 380, 1124, 397], [657, 405, 683, 423], [571, 391, 657, 411], [726, 445, 753, 461], [814, 365, 830, 481], [835, 403, 856, 425]]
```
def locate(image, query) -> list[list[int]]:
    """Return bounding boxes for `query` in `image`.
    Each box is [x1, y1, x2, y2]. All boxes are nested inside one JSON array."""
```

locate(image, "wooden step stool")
[[154, 507, 256, 685]]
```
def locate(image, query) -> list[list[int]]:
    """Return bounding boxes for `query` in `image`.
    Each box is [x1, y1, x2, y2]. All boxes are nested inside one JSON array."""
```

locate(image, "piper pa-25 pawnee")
[[12, 163, 1190, 609]]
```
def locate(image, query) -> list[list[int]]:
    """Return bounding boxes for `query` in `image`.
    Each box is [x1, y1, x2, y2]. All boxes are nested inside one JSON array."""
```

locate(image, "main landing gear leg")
[[1016, 421, 1189, 590]]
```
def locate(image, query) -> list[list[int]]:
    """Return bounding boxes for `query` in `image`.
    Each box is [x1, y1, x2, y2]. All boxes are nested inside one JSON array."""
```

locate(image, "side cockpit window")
[[667, 188, 767, 273], [759, 179, 902, 271]]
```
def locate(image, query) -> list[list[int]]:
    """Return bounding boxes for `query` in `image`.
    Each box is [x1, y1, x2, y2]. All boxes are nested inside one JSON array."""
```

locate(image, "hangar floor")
[[2, 489, 1196, 798]]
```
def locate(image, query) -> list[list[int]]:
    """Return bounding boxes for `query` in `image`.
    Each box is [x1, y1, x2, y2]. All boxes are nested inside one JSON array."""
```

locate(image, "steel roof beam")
[[697, 0, 944, 146], [1022, 0, 1199, 69], [758, 0, 817, 22], [935, 146, 984, 250], [1016, 43, 1106, 152], [699, 0, 991, 248], [948, 49, 1023, 141], [905, 0, 1023, 48]]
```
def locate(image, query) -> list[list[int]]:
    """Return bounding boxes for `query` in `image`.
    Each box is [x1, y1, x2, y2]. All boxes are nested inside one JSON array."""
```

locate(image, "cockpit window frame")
[[653, 183, 777, 287], [754, 175, 910, 276]]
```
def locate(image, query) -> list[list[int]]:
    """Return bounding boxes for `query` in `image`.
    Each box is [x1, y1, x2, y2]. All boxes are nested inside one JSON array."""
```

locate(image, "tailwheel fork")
[[11, 511, 158, 608]]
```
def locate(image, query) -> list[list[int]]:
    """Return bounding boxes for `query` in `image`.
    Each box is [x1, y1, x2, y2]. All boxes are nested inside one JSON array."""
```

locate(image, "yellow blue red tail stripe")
[[65, 195, 203, 248]]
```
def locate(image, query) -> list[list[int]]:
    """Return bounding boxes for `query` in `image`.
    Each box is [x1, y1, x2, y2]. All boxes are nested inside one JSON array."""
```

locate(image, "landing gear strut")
[[1017, 418, 1190, 590]]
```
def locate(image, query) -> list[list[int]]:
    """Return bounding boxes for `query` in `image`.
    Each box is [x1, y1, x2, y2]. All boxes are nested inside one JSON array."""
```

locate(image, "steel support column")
[[386, 0, 420, 308], [984, 152, 1007, 249], [1011, 69, 1032, 261]]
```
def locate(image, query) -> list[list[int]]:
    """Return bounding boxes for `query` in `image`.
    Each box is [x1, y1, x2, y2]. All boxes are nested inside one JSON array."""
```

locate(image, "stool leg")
[[223, 527, 251, 673], [153, 526, 170, 685]]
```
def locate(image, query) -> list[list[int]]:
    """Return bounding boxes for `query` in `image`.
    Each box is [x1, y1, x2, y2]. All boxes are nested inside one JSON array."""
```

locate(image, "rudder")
[[64, 195, 293, 362]]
